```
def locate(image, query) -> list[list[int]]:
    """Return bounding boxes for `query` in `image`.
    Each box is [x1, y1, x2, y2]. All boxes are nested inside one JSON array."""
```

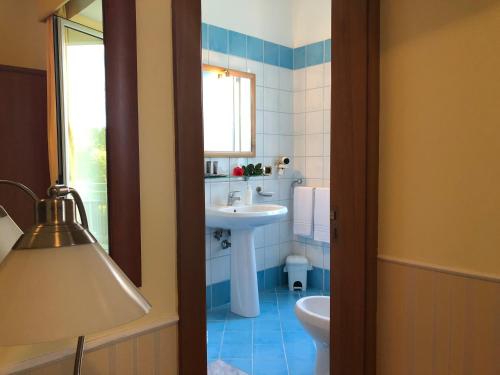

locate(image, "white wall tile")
[[323, 157, 330, 179], [279, 180, 292, 201], [205, 234, 211, 259], [264, 134, 280, 156], [279, 241, 292, 264], [206, 261, 211, 286], [263, 111, 280, 134], [210, 182, 230, 206], [306, 88, 324, 112], [256, 247, 266, 271], [279, 135, 294, 157], [247, 60, 263, 86], [211, 256, 230, 283], [306, 134, 324, 157], [255, 226, 265, 248], [324, 134, 331, 156], [263, 88, 279, 111], [323, 86, 331, 110], [279, 68, 293, 91], [256, 110, 264, 133], [265, 245, 280, 268], [204, 183, 211, 207], [306, 111, 324, 134], [293, 113, 306, 135], [306, 243, 324, 268], [265, 223, 280, 246], [211, 232, 230, 257], [202, 49, 209, 64], [255, 133, 264, 156], [229, 56, 247, 71], [279, 91, 293, 113], [292, 241, 306, 256], [209, 51, 228, 67], [263, 64, 280, 89], [324, 62, 331, 86], [306, 64, 324, 89], [293, 91, 306, 113], [279, 221, 292, 242], [278, 113, 293, 135], [293, 68, 306, 91], [323, 246, 330, 270], [293, 157, 305, 177], [306, 157, 323, 179], [294, 135, 306, 157], [323, 110, 331, 133], [262, 180, 279, 202], [256, 86, 264, 110]]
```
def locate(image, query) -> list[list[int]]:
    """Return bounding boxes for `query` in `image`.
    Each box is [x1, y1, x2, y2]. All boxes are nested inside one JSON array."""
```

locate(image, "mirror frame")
[[203, 64, 256, 157], [102, 0, 142, 286]]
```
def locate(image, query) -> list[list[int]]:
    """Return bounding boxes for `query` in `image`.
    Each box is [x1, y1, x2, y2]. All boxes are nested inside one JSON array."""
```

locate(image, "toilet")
[[295, 296, 330, 375]]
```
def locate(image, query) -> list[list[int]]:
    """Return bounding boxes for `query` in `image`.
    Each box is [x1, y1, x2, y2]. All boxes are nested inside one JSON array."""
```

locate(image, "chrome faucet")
[[227, 191, 241, 206]]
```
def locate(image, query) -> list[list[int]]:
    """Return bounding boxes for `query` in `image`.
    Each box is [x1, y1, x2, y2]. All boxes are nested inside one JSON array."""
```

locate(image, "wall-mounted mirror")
[[203, 64, 256, 157]]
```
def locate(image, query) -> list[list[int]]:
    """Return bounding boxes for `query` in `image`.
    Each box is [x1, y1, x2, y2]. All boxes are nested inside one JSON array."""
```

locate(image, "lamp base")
[[74, 336, 85, 375]]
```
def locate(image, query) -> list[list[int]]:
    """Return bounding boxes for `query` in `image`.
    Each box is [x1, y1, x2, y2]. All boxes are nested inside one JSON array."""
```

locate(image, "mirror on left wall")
[[54, 11, 109, 249], [0, 0, 142, 285]]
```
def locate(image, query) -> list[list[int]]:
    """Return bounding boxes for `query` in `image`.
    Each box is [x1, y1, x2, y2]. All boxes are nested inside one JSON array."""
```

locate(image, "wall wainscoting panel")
[[9, 323, 178, 375], [377, 257, 500, 375]]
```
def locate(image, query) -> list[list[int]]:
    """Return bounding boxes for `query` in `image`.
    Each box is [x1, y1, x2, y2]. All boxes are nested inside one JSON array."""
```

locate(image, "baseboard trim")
[[378, 255, 500, 283], [1, 314, 179, 374]]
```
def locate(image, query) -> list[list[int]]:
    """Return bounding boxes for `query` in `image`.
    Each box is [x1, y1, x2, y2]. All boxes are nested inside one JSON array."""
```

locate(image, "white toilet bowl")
[[295, 296, 330, 375]]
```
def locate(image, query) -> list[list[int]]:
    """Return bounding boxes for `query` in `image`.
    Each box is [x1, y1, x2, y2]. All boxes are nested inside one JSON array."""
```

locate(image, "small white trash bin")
[[284, 255, 312, 291]]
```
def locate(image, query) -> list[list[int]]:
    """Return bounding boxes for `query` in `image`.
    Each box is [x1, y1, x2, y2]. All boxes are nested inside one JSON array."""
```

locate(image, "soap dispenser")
[[244, 185, 253, 205]]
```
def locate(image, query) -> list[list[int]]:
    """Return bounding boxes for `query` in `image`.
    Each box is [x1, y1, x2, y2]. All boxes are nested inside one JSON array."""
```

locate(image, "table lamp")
[[0, 180, 151, 374]]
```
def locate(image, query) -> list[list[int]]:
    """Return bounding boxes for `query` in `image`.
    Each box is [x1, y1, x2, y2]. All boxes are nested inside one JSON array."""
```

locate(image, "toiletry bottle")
[[244, 186, 253, 205]]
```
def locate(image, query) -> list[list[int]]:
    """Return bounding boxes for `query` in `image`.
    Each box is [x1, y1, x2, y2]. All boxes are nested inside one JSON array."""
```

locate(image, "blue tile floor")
[[207, 287, 329, 375]]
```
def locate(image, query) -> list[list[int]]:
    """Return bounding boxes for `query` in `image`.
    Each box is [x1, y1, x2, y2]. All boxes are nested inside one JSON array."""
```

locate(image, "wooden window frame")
[[172, 0, 380, 373]]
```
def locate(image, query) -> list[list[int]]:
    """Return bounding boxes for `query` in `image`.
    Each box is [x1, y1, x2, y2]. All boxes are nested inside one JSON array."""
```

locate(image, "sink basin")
[[206, 204, 288, 229], [205, 204, 288, 317]]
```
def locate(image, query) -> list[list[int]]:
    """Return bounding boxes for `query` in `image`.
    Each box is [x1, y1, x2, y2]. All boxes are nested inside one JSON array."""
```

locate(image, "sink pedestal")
[[230, 228, 260, 317]]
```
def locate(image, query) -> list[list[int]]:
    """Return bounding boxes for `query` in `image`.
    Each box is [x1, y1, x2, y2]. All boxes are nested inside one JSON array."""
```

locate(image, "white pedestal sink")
[[206, 204, 288, 317]]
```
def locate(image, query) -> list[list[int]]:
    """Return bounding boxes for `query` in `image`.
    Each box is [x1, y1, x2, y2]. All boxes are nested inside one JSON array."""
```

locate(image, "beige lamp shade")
[[0, 207, 23, 264], [0, 243, 151, 345]]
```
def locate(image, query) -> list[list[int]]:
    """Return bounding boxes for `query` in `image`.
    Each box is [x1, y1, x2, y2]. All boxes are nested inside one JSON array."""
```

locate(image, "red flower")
[[233, 166, 244, 176]]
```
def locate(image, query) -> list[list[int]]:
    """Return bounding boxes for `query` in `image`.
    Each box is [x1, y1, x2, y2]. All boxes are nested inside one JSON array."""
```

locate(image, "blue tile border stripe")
[[207, 265, 330, 310], [203, 23, 332, 70]]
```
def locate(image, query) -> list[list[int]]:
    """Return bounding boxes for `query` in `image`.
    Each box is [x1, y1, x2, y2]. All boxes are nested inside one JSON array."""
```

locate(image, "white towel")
[[293, 186, 314, 237], [314, 188, 330, 243]]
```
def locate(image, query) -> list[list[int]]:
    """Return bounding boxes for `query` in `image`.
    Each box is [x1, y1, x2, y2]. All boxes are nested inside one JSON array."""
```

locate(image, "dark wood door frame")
[[172, 0, 379, 373]]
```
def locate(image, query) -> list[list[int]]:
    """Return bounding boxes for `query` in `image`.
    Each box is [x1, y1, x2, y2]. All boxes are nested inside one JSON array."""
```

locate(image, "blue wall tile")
[[294, 46, 306, 69], [257, 270, 265, 290], [307, 268, 324, 290], [325, 270, 331, 291], [265, 267, 280, 289], [306, 41, 325, 67], [264, 41, 280, 66], [279, 46, 293, 69], [247, 36, 263, 62], [228, 31, 246, 58], [208, 25, 228, 54], [202, 23, 208, 49], [325, 39, 332, 62], [212, 280, 230, 307]]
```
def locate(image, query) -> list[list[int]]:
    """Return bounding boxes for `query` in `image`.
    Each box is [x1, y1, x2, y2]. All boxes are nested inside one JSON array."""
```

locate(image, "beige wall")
[[378, 0, 500, 373], [0, 0, 47, 70], [0, 0, 179, 372], [379, 0, 500, 276]]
